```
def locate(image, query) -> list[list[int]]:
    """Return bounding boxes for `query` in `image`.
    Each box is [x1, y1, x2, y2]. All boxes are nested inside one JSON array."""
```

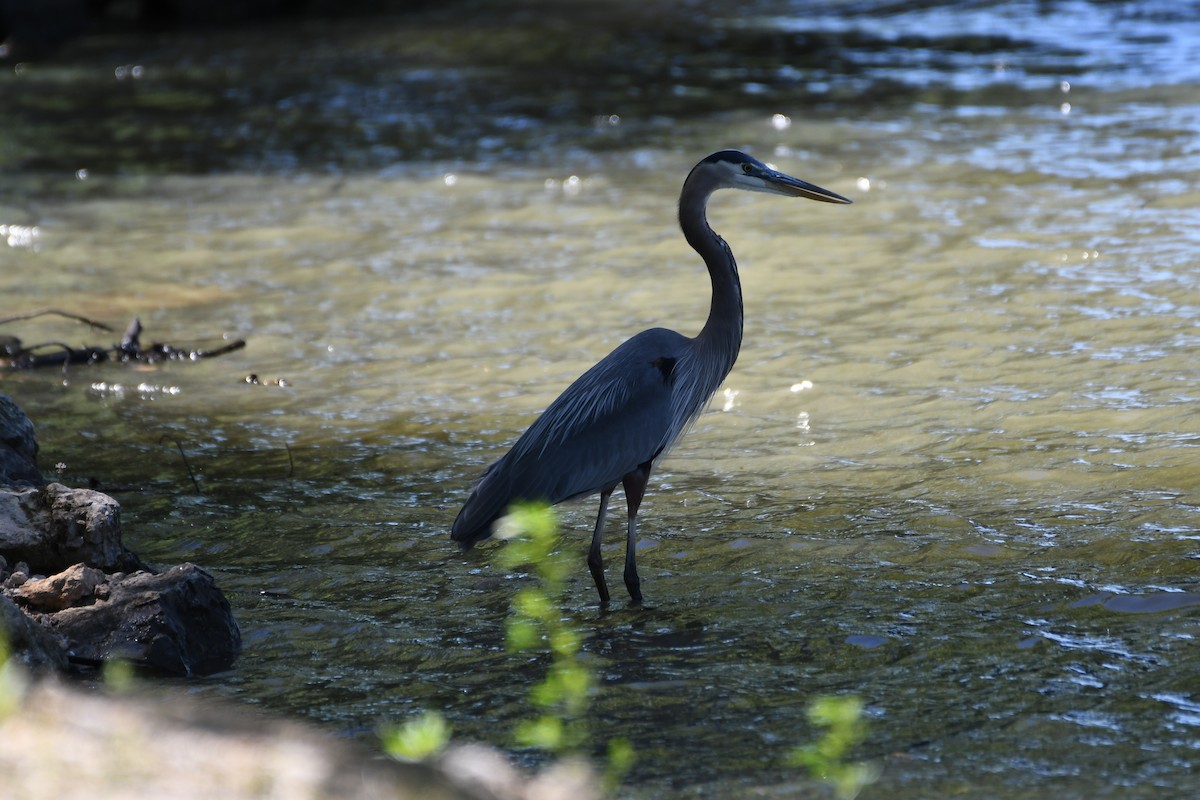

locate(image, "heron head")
[[703, 150, 852, 204]]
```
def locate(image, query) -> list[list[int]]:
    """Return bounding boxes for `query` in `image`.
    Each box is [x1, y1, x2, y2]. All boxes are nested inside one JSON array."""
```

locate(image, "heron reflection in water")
[[452, 150, 851, 605]]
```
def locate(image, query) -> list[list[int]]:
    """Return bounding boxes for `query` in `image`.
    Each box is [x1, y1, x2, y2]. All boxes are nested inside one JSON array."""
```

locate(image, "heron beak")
[[766, 170, 852, 204]]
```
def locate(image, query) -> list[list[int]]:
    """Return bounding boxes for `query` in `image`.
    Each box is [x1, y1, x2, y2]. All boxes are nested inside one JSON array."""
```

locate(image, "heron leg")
[[621, 462, 652, 605], [588, 488, 614, 605]]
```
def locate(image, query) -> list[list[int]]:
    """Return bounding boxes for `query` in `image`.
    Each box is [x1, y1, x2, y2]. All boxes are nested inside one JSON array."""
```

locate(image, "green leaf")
[[605, 737, 636, 790], [548, 626, 582, 657], [515, 715, 563, 750], [381, 710, 452, 762], [787, 695, 878, 800], [506, 616, 541, 652], [0, 633, 28, 719], [514, 588, 554, 621]]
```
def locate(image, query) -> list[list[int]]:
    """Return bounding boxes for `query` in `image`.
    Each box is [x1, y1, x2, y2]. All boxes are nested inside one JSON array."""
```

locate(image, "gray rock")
[[0, 593, 69, 671], [3, 569, 28, 590], [0, 483, 145, 575], [47, 563, 241, 676], [0, 394, 42, 486], [0, 397, 239, 678]]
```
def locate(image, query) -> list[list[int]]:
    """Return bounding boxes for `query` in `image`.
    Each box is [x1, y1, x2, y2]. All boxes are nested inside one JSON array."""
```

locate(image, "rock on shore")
[[0, 394, 240, 676]]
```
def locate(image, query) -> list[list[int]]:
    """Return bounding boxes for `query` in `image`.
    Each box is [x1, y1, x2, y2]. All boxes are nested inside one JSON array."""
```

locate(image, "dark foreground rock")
[[0, 394, 240, 676], [0, 393, 42, 487], [9, 561, 242, 676], [1, 592, 69, 670]]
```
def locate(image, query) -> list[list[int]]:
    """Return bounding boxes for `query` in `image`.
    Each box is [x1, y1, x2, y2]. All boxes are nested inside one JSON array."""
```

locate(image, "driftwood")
[[1, 315, 245, 369]]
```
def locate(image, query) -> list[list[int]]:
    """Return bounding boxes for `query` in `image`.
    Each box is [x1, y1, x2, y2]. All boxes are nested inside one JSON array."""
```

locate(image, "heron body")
[[452, 150, 851, 605]]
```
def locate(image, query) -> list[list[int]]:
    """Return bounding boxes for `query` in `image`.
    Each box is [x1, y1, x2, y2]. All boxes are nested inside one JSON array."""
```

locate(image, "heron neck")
[[679, 180, 744, 369]]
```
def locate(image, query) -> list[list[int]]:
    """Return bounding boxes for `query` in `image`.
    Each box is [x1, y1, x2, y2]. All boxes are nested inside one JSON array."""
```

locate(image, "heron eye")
[[742, 163, 753, 174]]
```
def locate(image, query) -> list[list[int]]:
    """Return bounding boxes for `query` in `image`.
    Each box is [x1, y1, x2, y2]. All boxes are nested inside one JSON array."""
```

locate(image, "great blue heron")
[[452, 149, 851, 605]]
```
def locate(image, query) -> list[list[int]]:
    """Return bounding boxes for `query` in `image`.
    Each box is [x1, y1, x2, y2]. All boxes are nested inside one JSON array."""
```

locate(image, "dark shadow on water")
[[0, 0, 1108, 184]]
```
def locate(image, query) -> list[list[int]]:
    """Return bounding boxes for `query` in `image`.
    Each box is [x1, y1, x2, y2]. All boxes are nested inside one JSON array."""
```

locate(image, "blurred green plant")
[[497, 502, 633, 788], [382, 503, 633, 790], [787, 695, 880, 800], [381, 709, 453, 761], [0, 629, 28, 718], [602, 736, 637, 794], [495, 502, 590, 753], [102, 657, 136, 694]]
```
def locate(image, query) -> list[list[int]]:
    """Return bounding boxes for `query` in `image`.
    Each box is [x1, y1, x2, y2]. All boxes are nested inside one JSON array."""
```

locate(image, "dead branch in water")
[[0, 308, 116, 331], [2, 315, 246, 370]]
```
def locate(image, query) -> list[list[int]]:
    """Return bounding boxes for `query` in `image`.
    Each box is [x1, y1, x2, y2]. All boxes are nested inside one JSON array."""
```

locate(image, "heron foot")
[[624, 574, 643, 606], [588, 556, 610, 605]]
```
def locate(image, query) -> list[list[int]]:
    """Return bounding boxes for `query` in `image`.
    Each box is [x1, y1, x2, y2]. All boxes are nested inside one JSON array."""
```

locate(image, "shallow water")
[[2, 1, 1199, 797]]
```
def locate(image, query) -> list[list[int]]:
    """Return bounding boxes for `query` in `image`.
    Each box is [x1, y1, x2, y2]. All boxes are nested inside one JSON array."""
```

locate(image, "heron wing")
[[451, 328, 688, 544]]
